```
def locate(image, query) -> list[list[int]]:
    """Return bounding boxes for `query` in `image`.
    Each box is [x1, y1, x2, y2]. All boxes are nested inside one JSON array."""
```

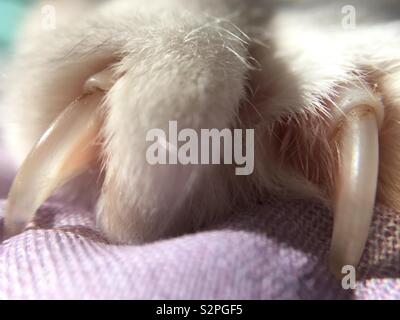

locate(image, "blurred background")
[[0, 0, 32, 196], [0, 0, 33, 56]]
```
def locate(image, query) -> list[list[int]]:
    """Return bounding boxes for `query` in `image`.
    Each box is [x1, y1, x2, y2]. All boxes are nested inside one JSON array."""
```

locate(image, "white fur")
[[2, 0, 400, 243]]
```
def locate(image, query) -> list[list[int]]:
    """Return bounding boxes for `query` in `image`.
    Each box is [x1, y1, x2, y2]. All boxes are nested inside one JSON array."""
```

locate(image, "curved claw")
[[329, 86, 384, 279], [2, 68, 115, 240], [3, 92, 104, 239], [329, 106, 380, 278]]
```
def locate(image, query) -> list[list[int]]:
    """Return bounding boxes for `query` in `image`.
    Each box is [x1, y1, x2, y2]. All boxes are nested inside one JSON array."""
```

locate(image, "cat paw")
[[251, 50, 400, 277], [2, 7, 253, 244]]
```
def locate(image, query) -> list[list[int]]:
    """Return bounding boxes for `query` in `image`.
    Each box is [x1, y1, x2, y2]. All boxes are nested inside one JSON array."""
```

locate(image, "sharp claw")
[[2, 93, 107, 240], [2, 69, 114, 240], [84, 69, 115, 93], [329, 87, 384, 278]]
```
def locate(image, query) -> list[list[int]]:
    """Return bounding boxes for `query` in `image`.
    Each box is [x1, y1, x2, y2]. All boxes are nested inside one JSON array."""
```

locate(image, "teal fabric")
[[0, 0, 33, 53]]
